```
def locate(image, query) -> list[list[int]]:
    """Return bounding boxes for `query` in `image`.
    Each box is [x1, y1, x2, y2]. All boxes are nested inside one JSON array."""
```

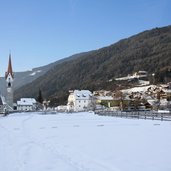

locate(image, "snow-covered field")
[[0, 112, 171, 171]]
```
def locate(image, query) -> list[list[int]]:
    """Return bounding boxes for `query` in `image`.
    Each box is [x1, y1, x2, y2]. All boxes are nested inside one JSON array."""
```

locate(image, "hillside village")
[[57, 71, 171, 113], [1, 54, 170, 115]]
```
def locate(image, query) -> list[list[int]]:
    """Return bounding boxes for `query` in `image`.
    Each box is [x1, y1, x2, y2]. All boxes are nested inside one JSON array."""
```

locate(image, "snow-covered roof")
[[147, 99, 156, 106], [162, 89, 171, 93], [160, 99, 168, 106], [17, 101, 33, 106], [17, 98, 37, 106], [115, 71, 147, 81], [115, 75, 136, 81], [73, 90, 92, 100], [138, 71, 147, 74], [122, 85, 157, 93], [20, 98, 36, 103], [96, 96, 113, 100]]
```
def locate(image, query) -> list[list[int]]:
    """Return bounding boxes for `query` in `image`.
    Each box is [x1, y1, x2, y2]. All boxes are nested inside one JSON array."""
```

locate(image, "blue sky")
[[0, 0, 170, 75]]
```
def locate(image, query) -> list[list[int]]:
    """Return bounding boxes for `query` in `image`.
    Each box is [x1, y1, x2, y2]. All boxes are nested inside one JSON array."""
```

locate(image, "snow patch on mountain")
[[30, 70, 42, 76]]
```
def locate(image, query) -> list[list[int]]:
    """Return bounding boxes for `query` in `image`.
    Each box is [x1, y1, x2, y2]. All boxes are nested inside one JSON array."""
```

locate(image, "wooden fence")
[[95, 110, 171, 121]]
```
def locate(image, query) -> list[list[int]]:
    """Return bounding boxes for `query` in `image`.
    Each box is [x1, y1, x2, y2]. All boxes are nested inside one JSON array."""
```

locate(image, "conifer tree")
[[37, 89, 43, 104]]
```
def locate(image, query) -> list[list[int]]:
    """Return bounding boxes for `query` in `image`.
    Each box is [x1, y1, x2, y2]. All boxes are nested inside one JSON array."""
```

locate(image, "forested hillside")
[[14, 25, 171, 106]]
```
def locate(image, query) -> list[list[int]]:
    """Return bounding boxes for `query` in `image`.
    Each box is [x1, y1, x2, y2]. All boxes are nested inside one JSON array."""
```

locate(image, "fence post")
[[161, 113, 163, 121], [152, 112, 154, 120]]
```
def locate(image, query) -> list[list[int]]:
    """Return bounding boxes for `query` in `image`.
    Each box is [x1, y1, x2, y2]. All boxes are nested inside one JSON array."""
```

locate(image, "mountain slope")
[[0, 63, 55, 96], [0, 51, 91, 96], [14, 25, 171, 106], [13, 52, 90, 89]]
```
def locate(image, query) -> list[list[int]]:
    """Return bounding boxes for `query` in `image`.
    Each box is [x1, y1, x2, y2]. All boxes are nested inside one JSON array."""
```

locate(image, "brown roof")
[[5, 54, 14, 79]]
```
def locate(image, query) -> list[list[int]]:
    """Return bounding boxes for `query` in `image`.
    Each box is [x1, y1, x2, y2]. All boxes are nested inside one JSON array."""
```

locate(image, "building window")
[[84, 100, 86, 103], [79, 101, 81, 103], [8, 82, 11, 87]]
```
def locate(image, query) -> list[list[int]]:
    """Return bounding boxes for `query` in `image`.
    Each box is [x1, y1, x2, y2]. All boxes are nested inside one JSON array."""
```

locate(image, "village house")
[[67, 90, 94, 112], [0, 96, 6, 114], [17, 98, 37, 111], [95, 95, 113, 107], [162, 89, 171, 100], [56, 105, 68, 112], [133, 71, 147, 78]]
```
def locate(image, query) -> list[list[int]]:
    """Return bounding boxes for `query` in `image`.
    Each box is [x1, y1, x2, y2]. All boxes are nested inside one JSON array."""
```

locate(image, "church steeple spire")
[[5, 53, 14, 109], [5, 53, 14, 79]]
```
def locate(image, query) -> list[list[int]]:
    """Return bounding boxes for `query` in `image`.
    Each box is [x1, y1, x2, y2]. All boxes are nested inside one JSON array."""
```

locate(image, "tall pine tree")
[[37, 89, 43, 104]]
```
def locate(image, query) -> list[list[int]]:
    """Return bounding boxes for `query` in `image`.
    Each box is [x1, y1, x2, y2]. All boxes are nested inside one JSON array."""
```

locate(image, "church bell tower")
[[5, 54, 14, 108]]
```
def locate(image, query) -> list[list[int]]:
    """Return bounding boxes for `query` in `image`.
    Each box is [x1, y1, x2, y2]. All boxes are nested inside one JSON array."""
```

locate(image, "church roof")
[[5, 54, 14, 79]]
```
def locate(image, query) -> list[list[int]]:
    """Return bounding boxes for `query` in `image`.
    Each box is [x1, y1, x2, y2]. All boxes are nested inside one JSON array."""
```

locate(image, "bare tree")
[[115, 91, 124, 111], [156, 91, 161, 110]]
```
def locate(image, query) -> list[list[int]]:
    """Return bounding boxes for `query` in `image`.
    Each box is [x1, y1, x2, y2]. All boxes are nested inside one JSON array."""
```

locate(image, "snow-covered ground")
[[29, 70, 42, 76], [121, 85, 154, 93], [0, 112, 171, 171]]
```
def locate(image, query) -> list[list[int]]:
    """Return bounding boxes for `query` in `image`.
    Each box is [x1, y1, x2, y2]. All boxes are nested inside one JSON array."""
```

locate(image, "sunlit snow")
[[0, 112, 170, 171], [29, 70, 42, 76]]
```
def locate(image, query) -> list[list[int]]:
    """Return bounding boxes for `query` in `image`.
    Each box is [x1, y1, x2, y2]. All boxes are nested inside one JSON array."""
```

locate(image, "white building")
[[56, 105, 68, 112], [17, 98, 37, 111], [0, 96, 6, 114], [67, 90, 94, 112]]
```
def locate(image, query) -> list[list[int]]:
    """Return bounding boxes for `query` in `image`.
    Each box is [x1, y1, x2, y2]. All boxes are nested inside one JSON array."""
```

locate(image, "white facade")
[[17, 98, 37, 111], [6, 73, 14, 109], [56, 105, 68, 112], [67, 90, 93, 112]]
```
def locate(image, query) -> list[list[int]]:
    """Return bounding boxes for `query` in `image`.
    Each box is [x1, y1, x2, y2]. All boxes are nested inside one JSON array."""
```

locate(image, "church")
[[0, 54, 14, 113]]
